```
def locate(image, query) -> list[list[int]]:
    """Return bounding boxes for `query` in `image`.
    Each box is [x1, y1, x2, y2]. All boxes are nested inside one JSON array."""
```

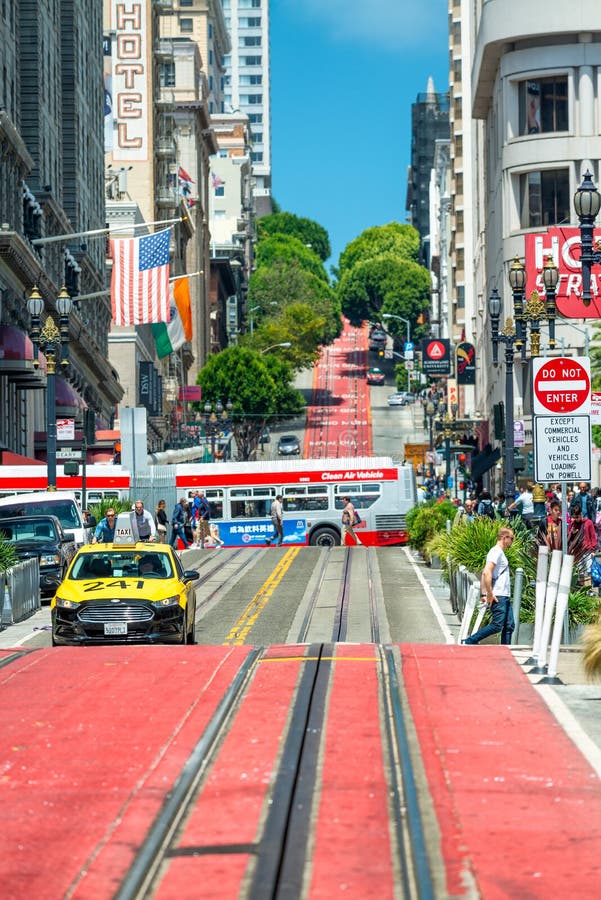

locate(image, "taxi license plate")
[[104, 622, 127, 636]]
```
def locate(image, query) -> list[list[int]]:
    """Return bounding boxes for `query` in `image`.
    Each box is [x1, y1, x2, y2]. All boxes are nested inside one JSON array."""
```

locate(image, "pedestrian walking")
[[171, 497, 190, 549], [463, 526, 515, 645], [341, 496, 359, 545], [568, 504, 597, 588], [131, 499, 156, 542], [193, 490, 211, 548], [155, 499, 168, 543], [265, 495, 284, 546], [91, 508, 116, 544]]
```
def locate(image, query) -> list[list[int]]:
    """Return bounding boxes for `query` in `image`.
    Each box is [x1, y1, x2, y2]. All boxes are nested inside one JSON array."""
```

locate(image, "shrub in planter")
[[428, 518, 601, 631], [407, 499, 457, 556]]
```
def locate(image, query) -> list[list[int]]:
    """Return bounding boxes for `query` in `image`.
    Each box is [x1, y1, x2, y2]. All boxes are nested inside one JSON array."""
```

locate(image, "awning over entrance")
[[0, 325, 46, 385]]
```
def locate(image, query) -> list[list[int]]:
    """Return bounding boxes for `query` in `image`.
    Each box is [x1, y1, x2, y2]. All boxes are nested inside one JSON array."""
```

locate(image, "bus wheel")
[[309, 528, 339, 548]]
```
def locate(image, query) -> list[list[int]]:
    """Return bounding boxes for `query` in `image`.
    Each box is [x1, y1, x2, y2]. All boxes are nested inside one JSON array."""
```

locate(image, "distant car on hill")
[[366, 367, 386, 385], [368, 328, 387, 352], [277, 434, 301, 456], [387, 392, 413, 407]]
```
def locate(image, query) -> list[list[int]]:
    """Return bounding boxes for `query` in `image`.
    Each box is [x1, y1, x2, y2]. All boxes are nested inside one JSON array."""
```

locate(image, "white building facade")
[[221, 0, 272, 217], [469, 1, 601, 487]]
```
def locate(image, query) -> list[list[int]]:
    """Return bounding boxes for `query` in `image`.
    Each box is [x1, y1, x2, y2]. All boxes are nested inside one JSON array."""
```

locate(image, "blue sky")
[[270, 0, 449, 269]]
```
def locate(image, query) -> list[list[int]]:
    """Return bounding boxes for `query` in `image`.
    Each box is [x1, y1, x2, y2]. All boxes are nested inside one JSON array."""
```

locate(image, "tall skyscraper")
[[406, 78, 450, 264], [221, 0, 271, 217]]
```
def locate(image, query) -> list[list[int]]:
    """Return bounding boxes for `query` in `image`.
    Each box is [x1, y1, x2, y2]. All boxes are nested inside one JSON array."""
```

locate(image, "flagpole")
[[31, 215, 187, 247], [72, 271, 204, 303]]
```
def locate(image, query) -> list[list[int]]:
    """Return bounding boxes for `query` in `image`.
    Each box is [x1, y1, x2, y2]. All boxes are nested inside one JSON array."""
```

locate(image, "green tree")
[[196, 347, 304, 460], [255, 234, 329, 283], [246, 304, 327, 371], [338, 223, 420, 276], [247, 260, 342, 345], [257, 211, 331, 262], [337, 252, 431, 330]]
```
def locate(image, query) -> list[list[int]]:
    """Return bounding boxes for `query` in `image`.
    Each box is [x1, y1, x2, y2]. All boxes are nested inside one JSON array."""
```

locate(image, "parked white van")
[[0, 491, 91, 547]]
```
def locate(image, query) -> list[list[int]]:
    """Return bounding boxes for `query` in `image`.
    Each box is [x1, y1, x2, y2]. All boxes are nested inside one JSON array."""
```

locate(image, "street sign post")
[[534, 415, 591, 483], [533, 357, 592, 483], [533, 357, 591, 416]]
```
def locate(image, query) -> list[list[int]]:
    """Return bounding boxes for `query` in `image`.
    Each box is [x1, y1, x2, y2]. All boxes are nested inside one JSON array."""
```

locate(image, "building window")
[[180, 0, 193, 5], [519, 77, 568, 135], [251, 151, 263, 162], [252, 132, 263, 144], [243, 94, 262, 104], [241, 36, 261, 46], [520, 168, 570, 227], [240, 74, 262, 85], [159, 63, 175, 88], [215, 185, 225, 197], [242, 56, 262, 65], [179, 17, 193, 32], [248, 113, 263, 124]]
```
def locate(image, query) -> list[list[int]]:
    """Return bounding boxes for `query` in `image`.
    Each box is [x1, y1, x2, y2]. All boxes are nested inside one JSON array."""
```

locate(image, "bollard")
[[530, 545, 549, 661], [511, 567, 524, 644], [1, 580, 13, 627], [543, 554, 574, 682], [534, 549, 563, 672], [458, 582, 479, 643]]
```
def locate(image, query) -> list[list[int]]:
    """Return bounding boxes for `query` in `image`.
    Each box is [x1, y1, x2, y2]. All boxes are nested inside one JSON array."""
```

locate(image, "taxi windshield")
[[71, 552, 173, 580]]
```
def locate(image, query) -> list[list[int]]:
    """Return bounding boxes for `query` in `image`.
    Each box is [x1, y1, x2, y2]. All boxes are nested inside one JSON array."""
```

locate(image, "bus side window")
[[231, 501, 246, 518]]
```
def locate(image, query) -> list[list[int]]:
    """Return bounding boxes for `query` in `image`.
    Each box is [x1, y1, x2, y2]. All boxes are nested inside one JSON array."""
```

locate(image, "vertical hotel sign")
[[111, 1, 148, 161]]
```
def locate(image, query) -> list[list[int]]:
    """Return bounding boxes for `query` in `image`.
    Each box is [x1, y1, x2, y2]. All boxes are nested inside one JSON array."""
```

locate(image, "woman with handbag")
[[155, 499, 168, 543], [341, 496, 359, 545]]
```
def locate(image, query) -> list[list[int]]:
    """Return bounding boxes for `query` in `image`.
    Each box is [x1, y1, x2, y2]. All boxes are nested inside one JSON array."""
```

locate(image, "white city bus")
[[175, 457, 416, 547], [0, 457, 416, 547]]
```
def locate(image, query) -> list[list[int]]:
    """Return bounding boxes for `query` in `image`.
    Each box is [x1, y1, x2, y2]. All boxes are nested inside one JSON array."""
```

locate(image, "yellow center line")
[[223, 547, 301, 645]]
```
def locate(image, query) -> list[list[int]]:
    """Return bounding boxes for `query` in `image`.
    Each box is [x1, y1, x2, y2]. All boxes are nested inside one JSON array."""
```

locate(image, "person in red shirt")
[[568, 504, 597, 587]]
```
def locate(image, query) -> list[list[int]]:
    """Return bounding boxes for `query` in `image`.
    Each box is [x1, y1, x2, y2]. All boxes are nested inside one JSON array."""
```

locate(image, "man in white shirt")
[[463, 527, 515, 645]]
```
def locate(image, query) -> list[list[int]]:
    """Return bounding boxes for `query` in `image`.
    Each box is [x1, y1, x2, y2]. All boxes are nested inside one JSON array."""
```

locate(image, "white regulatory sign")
[[533, 414, 591, 483]]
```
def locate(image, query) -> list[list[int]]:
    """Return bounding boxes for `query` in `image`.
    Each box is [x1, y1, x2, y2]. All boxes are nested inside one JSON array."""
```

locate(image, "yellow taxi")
[[51, 514, 199, 646]]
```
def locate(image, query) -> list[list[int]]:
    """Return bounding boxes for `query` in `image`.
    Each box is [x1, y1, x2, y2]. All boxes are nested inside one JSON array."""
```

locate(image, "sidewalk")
[[412, 548, 601, 776]]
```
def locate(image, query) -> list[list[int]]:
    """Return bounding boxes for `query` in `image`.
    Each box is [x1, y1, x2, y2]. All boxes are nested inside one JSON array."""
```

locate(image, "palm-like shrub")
[[89, 498, 134, 523], [0, 538, 18, 573], [428, 517, 600, 630]]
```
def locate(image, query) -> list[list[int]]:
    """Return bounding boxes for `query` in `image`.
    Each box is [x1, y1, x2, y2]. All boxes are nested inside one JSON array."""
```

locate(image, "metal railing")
[[1, 559, 41, 628]]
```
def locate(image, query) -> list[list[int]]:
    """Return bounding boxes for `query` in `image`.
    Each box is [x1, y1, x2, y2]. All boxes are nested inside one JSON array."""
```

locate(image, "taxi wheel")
[[186, 604, 196, 644]]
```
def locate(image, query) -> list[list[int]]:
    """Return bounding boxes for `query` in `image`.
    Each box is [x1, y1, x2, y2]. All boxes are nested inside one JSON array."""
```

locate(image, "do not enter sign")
[[533, 356, 591, 415]]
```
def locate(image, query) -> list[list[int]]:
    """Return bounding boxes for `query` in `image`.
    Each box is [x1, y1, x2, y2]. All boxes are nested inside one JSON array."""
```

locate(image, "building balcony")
[[156, 189, 178, 209], [155, 137, 177, 159]]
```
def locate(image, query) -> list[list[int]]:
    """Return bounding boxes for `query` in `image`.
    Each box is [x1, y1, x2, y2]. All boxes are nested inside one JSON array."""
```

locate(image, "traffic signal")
[[514, 451, 525, 472], [378, 349, 384, 357], [493, 402, 505, 440], [456, 452, 467, 475], [527, 450, 534, 472], [83, 408, 95, 445]]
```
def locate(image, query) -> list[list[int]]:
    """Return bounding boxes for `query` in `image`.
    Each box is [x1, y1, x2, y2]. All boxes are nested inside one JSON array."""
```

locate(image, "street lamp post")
[[28, 285, 72, 491], [248, 305, 260, 335], [260, 342, 291, 354], [204, 399, 233, 461], [573, 170, 601, 306], [425, 398, 438, 478], [488, 288, 517, 503]]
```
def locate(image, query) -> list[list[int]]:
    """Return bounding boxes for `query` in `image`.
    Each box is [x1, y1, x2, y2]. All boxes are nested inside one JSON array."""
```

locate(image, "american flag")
[[211, 170, 224, 190], [110, 228, 171, 326]]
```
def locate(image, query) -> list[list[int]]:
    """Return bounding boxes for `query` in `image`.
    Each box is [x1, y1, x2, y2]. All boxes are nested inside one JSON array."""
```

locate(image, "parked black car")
[[0, 515, 77, 597]]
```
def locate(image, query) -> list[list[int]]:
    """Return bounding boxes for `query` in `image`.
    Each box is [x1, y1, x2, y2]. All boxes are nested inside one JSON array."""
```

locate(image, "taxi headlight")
[[152, 595, 180, 608], [40, 554, 61, 567], [55, 596, 78, 609]]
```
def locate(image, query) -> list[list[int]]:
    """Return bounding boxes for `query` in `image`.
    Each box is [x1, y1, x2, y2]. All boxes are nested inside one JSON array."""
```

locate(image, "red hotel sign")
[[524, 228, 601, 319]]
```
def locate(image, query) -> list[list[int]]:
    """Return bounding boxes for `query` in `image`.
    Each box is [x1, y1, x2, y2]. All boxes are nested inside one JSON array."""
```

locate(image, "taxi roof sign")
[[113, 511, 137, 546]]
